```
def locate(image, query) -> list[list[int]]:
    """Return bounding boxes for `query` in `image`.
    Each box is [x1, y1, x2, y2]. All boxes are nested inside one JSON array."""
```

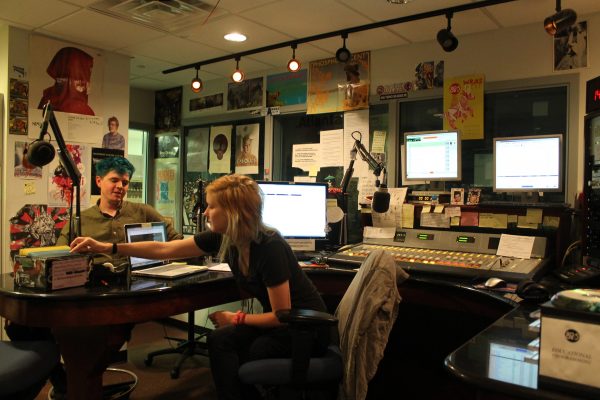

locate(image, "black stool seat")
[[0, 340, 60, 399]]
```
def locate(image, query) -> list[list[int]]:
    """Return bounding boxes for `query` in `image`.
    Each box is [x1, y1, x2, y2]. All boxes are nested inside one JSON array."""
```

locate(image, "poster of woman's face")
[[554, 21, 587, 71]]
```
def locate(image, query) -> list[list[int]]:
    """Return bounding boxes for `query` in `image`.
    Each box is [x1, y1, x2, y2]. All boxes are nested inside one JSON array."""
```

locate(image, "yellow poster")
[[307, 51, 370, 115], [443, 74, 484, 140]]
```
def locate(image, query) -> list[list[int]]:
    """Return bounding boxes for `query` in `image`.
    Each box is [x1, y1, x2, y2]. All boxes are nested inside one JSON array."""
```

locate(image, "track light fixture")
[[335, 33, 352, 63], [231, 57, 245, 83], [287, 43, 301, 72], [437, 12, 459, 52], [544, 0, 577, 36], [191, 65, 202, 93]]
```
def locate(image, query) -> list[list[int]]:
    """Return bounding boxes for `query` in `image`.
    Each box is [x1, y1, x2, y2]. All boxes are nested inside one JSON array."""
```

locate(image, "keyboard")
[[132, 263, 209, 279]]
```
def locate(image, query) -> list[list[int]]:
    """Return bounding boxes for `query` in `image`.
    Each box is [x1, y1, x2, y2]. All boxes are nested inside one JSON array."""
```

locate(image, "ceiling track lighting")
[[335, 33, 352, 63], [287, 43, 301, 72], [437, 12, 459, 52], [544, 0, 577, 36], [191, 65, 203, 93], [231, 56, 245, 83], [163, 1, 520, 76]]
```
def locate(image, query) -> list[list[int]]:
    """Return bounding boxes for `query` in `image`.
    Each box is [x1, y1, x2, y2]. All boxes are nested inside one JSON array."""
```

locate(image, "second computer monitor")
[[257, 181, 328, 239], [403, 130, 462, 182], [493, 134, 563, 192]]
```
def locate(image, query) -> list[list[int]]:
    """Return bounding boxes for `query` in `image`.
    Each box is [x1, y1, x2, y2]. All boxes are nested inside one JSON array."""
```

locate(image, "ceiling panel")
[[240, 0, 372, 38], [182, 14, 294, 50], [122, 36, 229, 65], [2, 0, 599, 90], [0, 0, 81, 29], [38, 9, 166, 50]]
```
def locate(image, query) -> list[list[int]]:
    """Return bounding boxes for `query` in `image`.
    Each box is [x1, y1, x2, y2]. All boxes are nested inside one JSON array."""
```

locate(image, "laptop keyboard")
[[145, 263, 189, 273]]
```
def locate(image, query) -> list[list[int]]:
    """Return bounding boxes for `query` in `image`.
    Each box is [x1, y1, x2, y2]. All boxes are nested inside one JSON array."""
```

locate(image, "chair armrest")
[[275, 308, 338, 326]]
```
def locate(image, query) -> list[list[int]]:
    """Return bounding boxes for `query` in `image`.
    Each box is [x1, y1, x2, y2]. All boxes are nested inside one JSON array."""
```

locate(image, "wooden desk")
[[0, 271, 240, 400]]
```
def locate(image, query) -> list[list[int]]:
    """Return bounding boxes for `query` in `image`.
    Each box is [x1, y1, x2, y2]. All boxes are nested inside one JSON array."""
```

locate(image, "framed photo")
[[466, 188, 481, 205], [554, 20, 587, 71], [451, 188, 464, 205]]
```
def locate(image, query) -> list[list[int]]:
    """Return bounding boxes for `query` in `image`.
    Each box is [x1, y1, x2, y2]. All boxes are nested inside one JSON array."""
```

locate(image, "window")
[[127, 128, 148, 203], [398, 85, 568, 203]]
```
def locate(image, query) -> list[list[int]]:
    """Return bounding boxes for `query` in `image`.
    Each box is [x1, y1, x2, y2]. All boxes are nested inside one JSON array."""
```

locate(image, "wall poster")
[[307, 51, 370, 114], [443, 74, 484, 140]]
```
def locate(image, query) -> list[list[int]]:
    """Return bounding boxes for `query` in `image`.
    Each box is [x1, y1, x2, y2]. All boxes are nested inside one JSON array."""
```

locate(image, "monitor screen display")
[[488, 342, 538, 389], [258, 181, 328, 239], [404, 130, 461, 181], [493, 134, 563, 192]]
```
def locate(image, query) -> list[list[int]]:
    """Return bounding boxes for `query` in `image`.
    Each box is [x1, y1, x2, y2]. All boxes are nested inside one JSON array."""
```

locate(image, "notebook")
[[124, 222, 208, 279]]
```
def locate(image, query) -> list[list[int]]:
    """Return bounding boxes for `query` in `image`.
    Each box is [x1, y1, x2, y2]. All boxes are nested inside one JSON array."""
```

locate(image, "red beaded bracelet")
[[234, 311, 246, 325]]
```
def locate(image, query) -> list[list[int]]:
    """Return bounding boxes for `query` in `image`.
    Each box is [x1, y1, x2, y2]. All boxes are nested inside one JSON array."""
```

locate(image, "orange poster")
[[443, 74, 484, 140]]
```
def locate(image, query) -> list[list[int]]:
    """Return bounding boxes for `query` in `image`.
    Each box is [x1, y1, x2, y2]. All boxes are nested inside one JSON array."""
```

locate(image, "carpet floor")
[[35, 320, 218, 399]]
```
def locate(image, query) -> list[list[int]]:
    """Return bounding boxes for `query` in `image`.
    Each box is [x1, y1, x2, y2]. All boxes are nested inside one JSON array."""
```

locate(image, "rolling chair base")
[[47, 368, 138, 400], [144, 312, 211, 379], [143, 332, 209, 379]]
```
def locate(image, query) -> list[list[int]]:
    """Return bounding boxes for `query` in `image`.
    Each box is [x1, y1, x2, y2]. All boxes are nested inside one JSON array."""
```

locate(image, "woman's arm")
[[209, 280, 291, 328], [70, 236, 206, 260]]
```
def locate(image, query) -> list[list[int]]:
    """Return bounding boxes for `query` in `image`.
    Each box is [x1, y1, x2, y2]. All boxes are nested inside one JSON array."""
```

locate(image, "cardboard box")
[[14, 252, 91, 291], [539, 291, 600, 398]]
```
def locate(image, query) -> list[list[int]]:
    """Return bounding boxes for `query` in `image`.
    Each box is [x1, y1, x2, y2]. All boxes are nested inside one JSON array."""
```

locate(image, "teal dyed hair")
[[95, 157, 135, 178]]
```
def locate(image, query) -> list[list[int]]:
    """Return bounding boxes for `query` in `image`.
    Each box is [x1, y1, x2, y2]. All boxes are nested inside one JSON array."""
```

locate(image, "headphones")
[[516, 280, 551, 303], [26, 132, 56, 167]]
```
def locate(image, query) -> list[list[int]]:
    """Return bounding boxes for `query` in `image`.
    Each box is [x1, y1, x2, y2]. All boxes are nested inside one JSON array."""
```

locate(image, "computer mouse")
[[484, 277, 507, 288]]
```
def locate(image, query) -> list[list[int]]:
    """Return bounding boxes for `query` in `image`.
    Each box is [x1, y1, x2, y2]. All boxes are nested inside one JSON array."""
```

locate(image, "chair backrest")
[[335, 249, 409, 400]]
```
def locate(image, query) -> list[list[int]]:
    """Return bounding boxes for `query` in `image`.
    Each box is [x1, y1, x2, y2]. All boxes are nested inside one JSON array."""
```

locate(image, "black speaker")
[[516, 280, 551, 303], [26, 139, 56, 167]]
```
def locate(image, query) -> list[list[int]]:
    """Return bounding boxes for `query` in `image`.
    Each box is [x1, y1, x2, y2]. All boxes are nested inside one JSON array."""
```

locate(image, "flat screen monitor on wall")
[[403, 130, 462, 182], [257, 181, 328, 239], [493, 134, 563, 192]]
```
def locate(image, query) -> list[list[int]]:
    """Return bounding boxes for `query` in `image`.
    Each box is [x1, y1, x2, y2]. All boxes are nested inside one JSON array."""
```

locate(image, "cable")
[[560, 240, 581, 269]]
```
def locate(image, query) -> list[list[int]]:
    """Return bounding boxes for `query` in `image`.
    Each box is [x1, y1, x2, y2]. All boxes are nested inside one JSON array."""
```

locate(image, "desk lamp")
[[26, 102, 82, 244]]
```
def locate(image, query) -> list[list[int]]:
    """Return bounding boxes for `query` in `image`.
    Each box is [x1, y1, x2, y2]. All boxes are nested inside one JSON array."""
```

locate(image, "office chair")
[[239, 249, 408, 400], [144, 311, 210, 378], [0, 340, 60, 400]]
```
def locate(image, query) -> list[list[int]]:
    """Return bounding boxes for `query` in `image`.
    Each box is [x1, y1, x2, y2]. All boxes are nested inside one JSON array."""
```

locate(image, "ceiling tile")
[[181, 14, 293, 51], [38, 9, 166, 50], [0, 0, 81, 29], [122, 35, 228, 65]]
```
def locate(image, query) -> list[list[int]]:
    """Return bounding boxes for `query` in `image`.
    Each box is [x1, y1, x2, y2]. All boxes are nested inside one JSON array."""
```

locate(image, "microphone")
[[372, 184, 390, 213], [350, 131, 391, 213], [26, 103, 56, 167]]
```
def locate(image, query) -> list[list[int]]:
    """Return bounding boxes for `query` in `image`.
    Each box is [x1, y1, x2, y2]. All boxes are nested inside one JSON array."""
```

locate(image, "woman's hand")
[[208, 311, 236, 328], [70, 237, 111, 254]]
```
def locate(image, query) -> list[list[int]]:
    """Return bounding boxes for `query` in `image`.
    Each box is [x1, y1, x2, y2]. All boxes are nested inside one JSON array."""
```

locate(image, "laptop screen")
[[124, 222, 167, 269]]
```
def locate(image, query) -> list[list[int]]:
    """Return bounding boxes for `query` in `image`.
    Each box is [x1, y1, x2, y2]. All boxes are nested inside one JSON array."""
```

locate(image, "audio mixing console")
[[326, 228, 550, 282]]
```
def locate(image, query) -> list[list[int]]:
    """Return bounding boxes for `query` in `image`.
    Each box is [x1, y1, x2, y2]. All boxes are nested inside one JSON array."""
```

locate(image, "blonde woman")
[[70, 174, 331, 400]]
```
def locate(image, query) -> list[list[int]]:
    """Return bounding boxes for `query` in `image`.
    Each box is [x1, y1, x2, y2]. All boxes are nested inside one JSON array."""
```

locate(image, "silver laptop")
[[124, 222, 207, 279]]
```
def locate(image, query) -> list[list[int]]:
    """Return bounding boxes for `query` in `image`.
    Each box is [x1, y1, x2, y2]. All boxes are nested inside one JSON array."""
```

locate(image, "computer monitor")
[[257, 181, 328, 239], [403, 130, 461, 182], [493, 134, 563, 192]]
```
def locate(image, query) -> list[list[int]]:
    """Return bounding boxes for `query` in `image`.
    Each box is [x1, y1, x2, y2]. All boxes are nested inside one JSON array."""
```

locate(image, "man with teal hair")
[[57, 156, 182, 264]]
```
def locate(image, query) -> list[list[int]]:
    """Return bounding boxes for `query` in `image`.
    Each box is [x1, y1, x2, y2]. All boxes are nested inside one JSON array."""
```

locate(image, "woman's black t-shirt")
[[193, 230, 326, 313]]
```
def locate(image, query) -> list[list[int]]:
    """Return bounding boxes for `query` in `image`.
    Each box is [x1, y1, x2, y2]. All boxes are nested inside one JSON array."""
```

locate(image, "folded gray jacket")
[[335, 249, 409, 400]]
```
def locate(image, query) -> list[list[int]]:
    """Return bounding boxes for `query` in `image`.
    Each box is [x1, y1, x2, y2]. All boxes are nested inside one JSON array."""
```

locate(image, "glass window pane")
[[127, 128, 147, 203]]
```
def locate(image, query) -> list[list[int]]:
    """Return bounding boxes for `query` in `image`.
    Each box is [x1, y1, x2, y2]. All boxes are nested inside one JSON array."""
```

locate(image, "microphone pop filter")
[[26, 140, 56, 167], [372, 189, 390, 213]]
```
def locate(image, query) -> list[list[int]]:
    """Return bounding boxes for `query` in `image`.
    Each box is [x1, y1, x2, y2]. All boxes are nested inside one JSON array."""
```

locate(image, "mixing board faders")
[[326, 229, 549, 282]]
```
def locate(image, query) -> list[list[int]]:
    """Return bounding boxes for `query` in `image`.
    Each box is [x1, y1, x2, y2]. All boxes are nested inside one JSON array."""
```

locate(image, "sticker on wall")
[[14, 141, 42, 179], [209, 125, 232, 174], [9, 204, 69, 262], [47, 143, 89, 208], [235, 123, 259, 175]]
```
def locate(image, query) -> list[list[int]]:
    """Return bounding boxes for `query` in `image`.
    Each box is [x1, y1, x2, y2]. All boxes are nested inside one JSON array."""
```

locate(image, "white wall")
[[130, 87, 155, 125], [1, 27, 131, 272]]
